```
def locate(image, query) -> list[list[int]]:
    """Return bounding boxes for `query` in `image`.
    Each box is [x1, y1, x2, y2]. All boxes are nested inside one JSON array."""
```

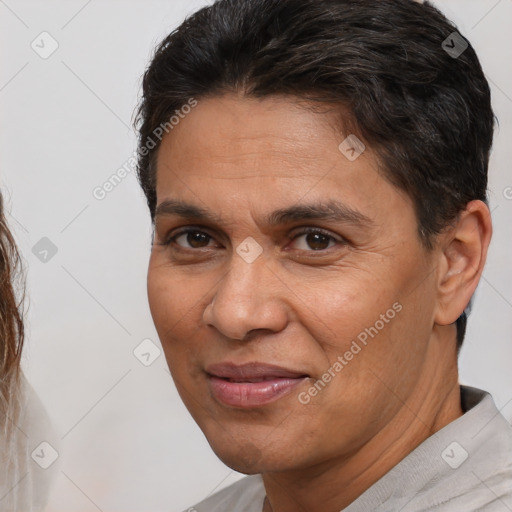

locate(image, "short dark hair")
[[134, 0, 494, 349]]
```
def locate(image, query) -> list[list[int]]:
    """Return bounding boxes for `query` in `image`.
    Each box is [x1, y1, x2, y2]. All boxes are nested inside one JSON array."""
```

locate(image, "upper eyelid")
[[170, 225, 218, 237], [166, 226, 344, 248], [165, 226, 219, 246]]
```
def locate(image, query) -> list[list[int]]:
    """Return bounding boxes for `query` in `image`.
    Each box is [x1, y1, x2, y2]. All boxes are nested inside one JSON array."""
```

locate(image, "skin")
[[147, 93, 492, 512]]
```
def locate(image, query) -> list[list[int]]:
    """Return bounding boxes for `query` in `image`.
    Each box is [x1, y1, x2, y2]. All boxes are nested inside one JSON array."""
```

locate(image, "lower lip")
[[208, 376, 307, 408]]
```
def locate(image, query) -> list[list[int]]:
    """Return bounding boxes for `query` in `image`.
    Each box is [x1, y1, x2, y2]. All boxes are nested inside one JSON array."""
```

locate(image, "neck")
[[262, 329, 463, 512]]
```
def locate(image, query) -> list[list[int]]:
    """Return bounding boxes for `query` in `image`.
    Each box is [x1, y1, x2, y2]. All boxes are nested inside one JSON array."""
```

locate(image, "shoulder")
[[345, 386, 512, 512], [185, 475, 265, 512], [453, 387, 512, 509], [409, 386, 512, 511], [0, 373, 61, 512]]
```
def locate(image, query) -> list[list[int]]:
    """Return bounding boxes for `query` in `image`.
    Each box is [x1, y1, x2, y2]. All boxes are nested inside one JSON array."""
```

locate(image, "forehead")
[[159, 94, 344, 173], [153, 93, 412, 227], [157, 95, 372, 178]]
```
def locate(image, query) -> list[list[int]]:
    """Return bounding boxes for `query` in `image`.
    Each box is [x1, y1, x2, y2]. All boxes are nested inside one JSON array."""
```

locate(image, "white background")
[[1, 1, 511, 511]]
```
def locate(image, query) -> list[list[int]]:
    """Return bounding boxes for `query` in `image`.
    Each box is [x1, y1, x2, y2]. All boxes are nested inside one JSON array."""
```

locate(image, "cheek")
[[147, 265, 173, 333], [298, 260, 433, 400], [147, 266, 196, 390], [147, 261, 198, 346], [293, 268, 399, 355], [147, 258, 221, 387]]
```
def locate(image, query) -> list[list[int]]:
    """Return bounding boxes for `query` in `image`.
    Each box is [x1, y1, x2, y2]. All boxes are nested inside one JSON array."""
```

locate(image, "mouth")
[[205, 362, 309, 408]]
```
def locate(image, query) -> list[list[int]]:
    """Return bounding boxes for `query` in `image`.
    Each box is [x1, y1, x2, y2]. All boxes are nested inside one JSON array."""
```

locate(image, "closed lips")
[[206, 362, 309, 408], [205, 362, 309, 381]]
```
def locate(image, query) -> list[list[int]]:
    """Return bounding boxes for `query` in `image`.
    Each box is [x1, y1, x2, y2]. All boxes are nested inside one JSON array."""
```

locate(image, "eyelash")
[[161, 226, 345, 252]]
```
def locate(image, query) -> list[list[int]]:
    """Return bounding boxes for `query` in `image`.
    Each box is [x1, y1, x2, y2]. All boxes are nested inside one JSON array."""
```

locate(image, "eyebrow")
[[154, 199, 373, 228]]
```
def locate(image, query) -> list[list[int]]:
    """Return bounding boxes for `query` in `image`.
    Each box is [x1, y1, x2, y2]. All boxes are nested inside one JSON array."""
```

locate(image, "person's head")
[[0, 190, 25, 439], [135, 0, 493, 475]]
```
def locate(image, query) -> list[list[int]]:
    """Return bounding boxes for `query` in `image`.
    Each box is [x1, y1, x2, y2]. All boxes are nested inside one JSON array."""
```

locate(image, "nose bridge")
[[217, 252, 269, 316], [225, 253, 262, 298], [204, 252, 287, 340]]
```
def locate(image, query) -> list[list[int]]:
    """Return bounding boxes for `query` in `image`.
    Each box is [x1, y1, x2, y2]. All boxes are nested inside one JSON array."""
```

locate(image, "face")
[[147, 93, 440, 474]]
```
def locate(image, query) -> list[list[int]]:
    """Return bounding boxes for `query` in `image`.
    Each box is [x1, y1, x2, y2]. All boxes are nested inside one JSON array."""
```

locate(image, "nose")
[[202, 252, 289, 341]]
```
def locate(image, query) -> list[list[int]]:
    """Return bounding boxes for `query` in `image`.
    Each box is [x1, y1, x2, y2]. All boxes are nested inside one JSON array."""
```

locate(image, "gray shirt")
[[186, 386, 512, 511]]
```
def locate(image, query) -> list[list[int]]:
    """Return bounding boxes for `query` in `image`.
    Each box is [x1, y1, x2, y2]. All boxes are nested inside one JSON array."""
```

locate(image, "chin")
[[205, 436, 265, 472], [208, 434, 303, 475]]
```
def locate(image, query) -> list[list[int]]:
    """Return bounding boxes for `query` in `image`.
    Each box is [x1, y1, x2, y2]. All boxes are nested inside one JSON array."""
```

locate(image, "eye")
[[161, 226, 344, 253], [289, 228, 343, 251], [165, 228, 217, 249]]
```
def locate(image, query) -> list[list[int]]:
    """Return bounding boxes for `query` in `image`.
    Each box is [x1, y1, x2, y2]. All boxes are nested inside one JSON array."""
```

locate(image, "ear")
[[434, 200, 492, 326]]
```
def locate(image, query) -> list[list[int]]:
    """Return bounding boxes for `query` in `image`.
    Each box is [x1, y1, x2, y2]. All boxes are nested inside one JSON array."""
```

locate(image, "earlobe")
[[434, 200, 492, 326]]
